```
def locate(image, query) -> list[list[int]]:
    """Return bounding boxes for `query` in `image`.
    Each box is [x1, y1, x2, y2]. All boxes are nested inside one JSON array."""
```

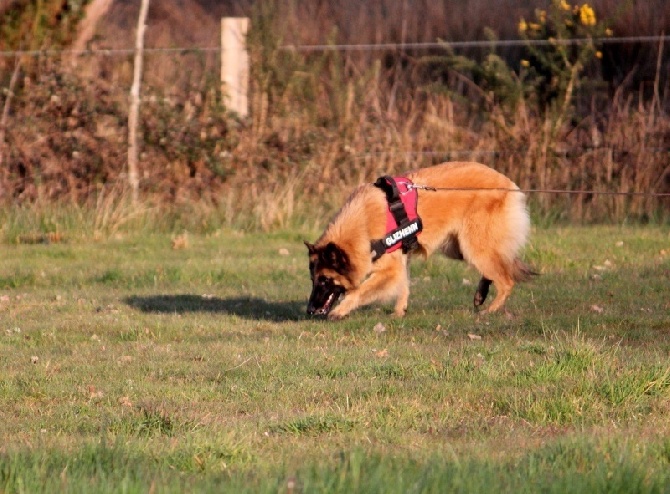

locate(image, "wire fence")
[[281, 35, 670, 52], [0, 34, 668, 58]]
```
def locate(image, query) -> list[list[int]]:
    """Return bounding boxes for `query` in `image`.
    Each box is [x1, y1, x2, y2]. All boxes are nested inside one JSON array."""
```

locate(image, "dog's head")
[[304, 241, 351, 316]]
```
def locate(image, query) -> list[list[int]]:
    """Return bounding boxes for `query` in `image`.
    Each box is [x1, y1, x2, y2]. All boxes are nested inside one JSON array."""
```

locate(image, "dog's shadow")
[[124, 294, 305, 322]]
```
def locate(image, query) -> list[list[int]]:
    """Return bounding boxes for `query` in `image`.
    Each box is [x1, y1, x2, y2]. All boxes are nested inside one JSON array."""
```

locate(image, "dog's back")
[[409, 162, 532, 311]]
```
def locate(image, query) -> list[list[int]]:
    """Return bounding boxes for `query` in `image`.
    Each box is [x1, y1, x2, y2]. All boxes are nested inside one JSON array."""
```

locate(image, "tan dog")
[[305, 162, 535, 319]]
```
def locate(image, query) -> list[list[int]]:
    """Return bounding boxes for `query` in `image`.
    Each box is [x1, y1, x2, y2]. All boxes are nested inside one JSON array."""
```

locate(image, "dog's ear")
[[322, 242, 350, 274], [304, 241, 316, 254]]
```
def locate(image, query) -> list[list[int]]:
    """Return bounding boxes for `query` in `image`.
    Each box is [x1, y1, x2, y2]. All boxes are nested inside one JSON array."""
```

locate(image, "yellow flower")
[[518, 18, 528, 33], [521, 59, 530, 67], [605, 28, 613, 36], [538, 10, 547, 23], [529, 22, 541, 31], [595, 51, 602, 58], [560, 0, 571, 11], [579, 4, 596, 26]]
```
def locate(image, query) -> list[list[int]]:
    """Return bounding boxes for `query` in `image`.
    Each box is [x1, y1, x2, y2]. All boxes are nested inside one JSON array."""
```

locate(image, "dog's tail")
[[512, 258, 538, 282]]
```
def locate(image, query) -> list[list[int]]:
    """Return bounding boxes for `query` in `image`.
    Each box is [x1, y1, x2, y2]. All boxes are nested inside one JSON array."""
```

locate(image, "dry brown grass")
[[1, 48, 668, 228], [0, 0, 668, 229]]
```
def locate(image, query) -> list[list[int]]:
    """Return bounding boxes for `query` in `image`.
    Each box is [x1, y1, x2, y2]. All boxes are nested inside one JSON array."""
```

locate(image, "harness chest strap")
[[370, 175, 423, 262]]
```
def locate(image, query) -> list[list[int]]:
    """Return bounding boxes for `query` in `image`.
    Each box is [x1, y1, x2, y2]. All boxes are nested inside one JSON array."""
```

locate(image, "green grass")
[[1, 225, 669, 493]]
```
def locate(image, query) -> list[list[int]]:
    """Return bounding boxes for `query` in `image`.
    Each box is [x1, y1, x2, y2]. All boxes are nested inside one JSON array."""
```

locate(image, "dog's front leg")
[[329, 254, 409, 320]]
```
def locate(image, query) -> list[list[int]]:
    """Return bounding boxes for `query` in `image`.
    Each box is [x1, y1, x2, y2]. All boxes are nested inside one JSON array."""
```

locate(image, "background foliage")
[[0, 0, 668, 231]]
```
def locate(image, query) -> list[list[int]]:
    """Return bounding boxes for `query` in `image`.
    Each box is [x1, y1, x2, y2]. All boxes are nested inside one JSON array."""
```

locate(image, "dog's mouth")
[[307, 283, 344, 316], [312, 290, 342, 315]]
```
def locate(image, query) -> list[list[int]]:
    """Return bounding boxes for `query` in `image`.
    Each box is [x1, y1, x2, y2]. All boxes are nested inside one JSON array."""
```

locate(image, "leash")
[[407, 184, 670, 197]]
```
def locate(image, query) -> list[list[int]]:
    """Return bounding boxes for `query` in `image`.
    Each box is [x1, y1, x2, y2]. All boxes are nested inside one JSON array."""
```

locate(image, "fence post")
[[127, 0, 150, 204], [221, 17, 249, 117]]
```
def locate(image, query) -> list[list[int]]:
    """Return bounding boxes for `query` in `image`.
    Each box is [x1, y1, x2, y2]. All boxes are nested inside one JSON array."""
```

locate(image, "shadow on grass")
[[124, 294, 306, 322]]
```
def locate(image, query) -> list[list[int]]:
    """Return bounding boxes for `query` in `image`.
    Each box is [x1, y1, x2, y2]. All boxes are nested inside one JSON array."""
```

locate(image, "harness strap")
[[371, 176, 422, 262], [375, 176, 411, 227], [370, 239, 386, 262]]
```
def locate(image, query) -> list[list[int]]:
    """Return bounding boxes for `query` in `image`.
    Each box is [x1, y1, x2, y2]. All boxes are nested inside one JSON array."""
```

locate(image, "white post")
[[127, 0, 150, 204], [221, 17, 249, 117]]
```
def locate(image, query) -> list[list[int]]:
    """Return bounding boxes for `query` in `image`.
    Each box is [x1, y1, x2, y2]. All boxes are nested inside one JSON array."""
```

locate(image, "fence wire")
[[0, 34, 668, 58]]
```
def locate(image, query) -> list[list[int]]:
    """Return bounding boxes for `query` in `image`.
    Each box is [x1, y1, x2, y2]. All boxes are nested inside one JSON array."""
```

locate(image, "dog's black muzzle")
[[307, 280, 344, 316]]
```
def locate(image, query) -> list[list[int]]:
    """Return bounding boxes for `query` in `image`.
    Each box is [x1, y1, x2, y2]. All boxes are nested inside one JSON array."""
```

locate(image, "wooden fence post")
[[127, 0, 150, 205], [221, 17, 249, 117]]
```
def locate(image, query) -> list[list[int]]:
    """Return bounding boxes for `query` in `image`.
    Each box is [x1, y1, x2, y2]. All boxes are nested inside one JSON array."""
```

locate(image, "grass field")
[[1, 225, 669, 493]]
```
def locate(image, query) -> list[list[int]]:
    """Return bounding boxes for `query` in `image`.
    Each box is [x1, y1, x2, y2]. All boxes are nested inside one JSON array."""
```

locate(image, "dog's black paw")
[[474, 277, 492, 307]]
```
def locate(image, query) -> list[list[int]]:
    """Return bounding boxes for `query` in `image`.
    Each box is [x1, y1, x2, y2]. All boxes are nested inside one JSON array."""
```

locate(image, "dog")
[[305, 161, 535, 320]]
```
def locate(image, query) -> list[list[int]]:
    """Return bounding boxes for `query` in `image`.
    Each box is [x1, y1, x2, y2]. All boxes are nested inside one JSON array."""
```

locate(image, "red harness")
[[371, 176, 423, 261]]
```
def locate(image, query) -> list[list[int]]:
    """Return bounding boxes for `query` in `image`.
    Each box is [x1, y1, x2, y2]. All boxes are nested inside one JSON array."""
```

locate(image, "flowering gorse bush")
[[424, 1, 611, 129], [518, 0, 612, 119]]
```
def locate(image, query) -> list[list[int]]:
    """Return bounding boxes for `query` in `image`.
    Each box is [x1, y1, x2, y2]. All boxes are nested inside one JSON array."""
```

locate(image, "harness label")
[[384, 219, 421, 247]]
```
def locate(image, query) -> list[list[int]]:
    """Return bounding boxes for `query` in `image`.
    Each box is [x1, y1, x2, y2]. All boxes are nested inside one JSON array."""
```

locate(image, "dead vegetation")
[[0, 0, 668, 228]]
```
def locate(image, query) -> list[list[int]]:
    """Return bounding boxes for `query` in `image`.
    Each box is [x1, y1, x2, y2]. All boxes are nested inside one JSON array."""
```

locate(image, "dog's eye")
[[317, 276, 330, 286]]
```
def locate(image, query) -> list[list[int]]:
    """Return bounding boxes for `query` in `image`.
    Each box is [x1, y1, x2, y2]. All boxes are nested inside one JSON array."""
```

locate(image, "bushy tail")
[[512, 258, 538, 282]]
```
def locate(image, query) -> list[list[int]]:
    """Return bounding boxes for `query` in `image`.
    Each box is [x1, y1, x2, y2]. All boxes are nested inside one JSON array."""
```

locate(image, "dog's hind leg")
[[479, 275, 514, 314], [469, 255, 515, 314], [481, 279, 513, 314], [477, 257, 536, 314], [441, 236, 495, 311], [329, 253, 409, 320]]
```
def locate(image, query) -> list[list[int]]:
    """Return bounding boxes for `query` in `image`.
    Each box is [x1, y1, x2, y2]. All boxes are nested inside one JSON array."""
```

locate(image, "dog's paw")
[[476, 307, 514, 320], [475, 307, 492, 319], [327, 311, 348, 321], [392, 307, 407, 318]]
